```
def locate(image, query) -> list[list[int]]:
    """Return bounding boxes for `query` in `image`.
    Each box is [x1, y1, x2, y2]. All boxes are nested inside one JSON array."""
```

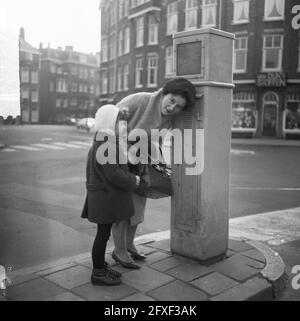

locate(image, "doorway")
[[262, 92, 278, 137]]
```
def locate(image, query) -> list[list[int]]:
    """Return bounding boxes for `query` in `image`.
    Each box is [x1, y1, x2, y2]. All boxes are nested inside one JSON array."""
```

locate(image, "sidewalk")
[[231, 138, 300, 147], [3, 233, 287, 301]]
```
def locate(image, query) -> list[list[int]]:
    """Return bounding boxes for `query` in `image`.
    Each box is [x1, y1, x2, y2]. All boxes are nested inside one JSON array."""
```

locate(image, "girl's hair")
[[162, 77, 196, 109]]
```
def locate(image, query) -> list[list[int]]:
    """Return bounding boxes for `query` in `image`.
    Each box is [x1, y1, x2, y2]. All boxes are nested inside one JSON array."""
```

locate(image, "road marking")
[[41, 138, 53, 142], [31, 143, 66, 150], [52, 142, 84, 149], [2, 148, 16, 152], [68, 141, 91, 147], [10, 145, 43, 151], [234, 187, 300, 191], [231, 149, 256, 155]]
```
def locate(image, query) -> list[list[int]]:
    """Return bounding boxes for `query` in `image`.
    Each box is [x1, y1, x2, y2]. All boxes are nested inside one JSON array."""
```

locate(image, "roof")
[[19, 37, 40, 55]]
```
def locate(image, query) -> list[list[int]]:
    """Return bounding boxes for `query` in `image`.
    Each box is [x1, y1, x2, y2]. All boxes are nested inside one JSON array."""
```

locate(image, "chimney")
[[20, 27, 25, 40], [65, 46, 73, 51], [39, 42, 43, 49]]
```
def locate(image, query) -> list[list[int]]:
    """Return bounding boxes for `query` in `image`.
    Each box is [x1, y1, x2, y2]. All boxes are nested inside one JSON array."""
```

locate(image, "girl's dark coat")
[[81, 137, 137, 224]]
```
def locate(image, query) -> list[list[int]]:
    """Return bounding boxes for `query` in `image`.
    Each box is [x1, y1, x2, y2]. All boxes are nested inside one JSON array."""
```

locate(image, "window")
[[119, 0, 124, 20], [109, 34, 116, 60], [31, 89, 38, 102], [232, 92, 256, 130], [101, 71, 108, 94], [147, 55, 158, 87], [89, 85, 94, 94], [165, 47, 175, 76], [285, 93, 300, 131], [50, 63, 56, 73], [63, 99, 68, 108], [264, 0, 285, 21], [262, 35, 283, 71], [56, 79, 68, 93], [25, 52, 33, 61], [202, 0, 217, 27], [71, 66, 77, 75], [298, 40, 300, 72], [185, 0, 198, 30], [101, 38, 108, 62], [71, 83, 77, 92], [124, 0, 129, 16], [117, 67, 123, 91], [90, 99, 95, 108], [109, 68, 115, 94], [50, 81, 54, 92], [56, 98, 62, 108], [124, 27, 130, 54], [233, 0, 249, 24], [234, 37, 248, 73], [118, 31, 124, 56], [136, 17, 144, 47], [90, 69, 95, 78], [167, 2, 178, 35], [31, 70, 38, 84], [21, 67, 29, 82], [71, 98, 77, 107], [148, 15, 158, 45], [135, 58, 143, 88], [123, 64, 129, 90], [21, 87, 29, 99]]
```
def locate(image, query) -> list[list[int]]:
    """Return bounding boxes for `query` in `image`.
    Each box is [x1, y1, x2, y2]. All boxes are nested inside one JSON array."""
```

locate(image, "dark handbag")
[[131, 144, 173, 199], [136, 163, 173, 199]]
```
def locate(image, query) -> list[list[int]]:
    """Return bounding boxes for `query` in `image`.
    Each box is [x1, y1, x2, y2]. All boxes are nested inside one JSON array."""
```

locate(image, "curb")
[[246, 240, 288, 298], [0, 144, 5, 150]]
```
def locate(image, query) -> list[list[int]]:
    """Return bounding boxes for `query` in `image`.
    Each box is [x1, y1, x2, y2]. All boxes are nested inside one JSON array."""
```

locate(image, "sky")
[[1, 0, 101, 53]]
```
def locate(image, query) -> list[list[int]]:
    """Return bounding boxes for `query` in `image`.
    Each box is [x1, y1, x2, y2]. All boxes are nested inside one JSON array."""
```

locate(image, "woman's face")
[[161, 93, 187, 116]]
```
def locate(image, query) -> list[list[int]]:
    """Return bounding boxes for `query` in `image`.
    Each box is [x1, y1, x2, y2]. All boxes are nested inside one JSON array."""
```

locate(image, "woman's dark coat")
[[81, 136, 137, 224]]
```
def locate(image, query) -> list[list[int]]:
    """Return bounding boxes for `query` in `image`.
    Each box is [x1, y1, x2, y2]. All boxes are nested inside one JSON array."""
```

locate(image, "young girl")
[[81, 105, 141, 286]]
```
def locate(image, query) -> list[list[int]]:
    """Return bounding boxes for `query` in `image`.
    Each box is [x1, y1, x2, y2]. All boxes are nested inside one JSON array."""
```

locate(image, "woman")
[[111, 77, 196, 269], [81, 105, 142, 285]]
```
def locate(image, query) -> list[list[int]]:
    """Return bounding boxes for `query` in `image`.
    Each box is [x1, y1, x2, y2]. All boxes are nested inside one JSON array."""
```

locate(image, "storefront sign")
[[257, 72, 287, 87]]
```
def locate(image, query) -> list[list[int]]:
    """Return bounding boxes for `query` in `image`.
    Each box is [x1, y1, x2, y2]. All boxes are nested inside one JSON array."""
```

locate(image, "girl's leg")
[[92, 223, 112, 269], [112, 220, 133, 262]]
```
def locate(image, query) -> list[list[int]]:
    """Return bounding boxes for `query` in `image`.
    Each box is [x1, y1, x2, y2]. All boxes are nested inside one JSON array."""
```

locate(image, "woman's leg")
[[112, 220, 133, 262], [126, 224, 138, 253], [92, 223, 112, 269]]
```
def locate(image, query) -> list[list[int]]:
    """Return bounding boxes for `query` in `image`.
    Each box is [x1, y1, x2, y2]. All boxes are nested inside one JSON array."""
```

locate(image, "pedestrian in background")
[[81, 105, 141, 285]]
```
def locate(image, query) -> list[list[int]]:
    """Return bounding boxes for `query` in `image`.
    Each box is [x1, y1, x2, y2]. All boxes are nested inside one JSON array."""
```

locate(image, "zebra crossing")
[[1, 140, 92, 153]]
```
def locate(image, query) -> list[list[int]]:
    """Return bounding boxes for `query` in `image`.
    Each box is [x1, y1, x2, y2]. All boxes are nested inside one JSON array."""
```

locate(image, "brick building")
[[99, 0, 300, 139], [19, 28, 41, 124], [39, 45, 100, 124]]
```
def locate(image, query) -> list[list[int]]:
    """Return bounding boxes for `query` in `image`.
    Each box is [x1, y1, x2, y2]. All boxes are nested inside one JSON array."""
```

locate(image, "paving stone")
[[6, 278, 65, 301], [76, 258, 93, 269], [10, 273, 39, 287], [210, 277, 272, 301], [42, 292, 85, 301], [122, 266, 174, 292], [131, 245, 157, 256], [72, 282, 137, 301], [121, 293, 156, 301], [167, 262, 214, 282], [150, 256, 187, 272], [225, 250, 236, 258], [240, 249, 266, 264], [211, 254, 263, 282], [139, 251, 170, 266], [191, 272, 239, 296], [45, 265, 91, 290], [228, 239, 253, 253], [147, 239, 171, 252], [148, 280, 208, 301], [36, 263, 77, 276]]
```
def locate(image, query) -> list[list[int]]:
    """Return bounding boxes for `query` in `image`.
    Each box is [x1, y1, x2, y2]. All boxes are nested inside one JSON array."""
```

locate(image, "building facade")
[[39, 45, 100, 124], [99, 0, 300, 139], [19, 28, 41, 124]]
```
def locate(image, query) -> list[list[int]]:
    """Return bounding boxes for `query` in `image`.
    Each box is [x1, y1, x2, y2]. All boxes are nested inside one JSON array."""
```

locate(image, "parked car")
[[76, 118, 95, 132]]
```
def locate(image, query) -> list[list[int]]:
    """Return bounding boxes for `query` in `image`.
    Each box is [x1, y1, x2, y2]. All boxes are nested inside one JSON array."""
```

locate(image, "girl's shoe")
[[91, 268, 121, 286], [127, 249, 147, 261], [104, 262, 122, 278], [112, 251, 140, 269]]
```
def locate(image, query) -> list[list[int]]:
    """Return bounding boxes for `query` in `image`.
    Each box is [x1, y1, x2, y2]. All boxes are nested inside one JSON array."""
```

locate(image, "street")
[[1, 125, 300, 298]]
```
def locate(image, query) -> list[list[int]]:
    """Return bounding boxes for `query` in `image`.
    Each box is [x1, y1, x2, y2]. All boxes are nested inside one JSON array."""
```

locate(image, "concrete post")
[[171, 28, 234, 263]]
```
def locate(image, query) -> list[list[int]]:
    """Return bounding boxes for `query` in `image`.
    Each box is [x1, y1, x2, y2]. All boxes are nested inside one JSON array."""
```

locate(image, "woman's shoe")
[[127, 249, 147, 261], [91, 268, 121, 286], [112, 251, 140, 269]]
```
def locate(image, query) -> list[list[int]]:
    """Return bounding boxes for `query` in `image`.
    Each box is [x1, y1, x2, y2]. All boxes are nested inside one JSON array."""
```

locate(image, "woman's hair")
[[162, 77, 196, 109]]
